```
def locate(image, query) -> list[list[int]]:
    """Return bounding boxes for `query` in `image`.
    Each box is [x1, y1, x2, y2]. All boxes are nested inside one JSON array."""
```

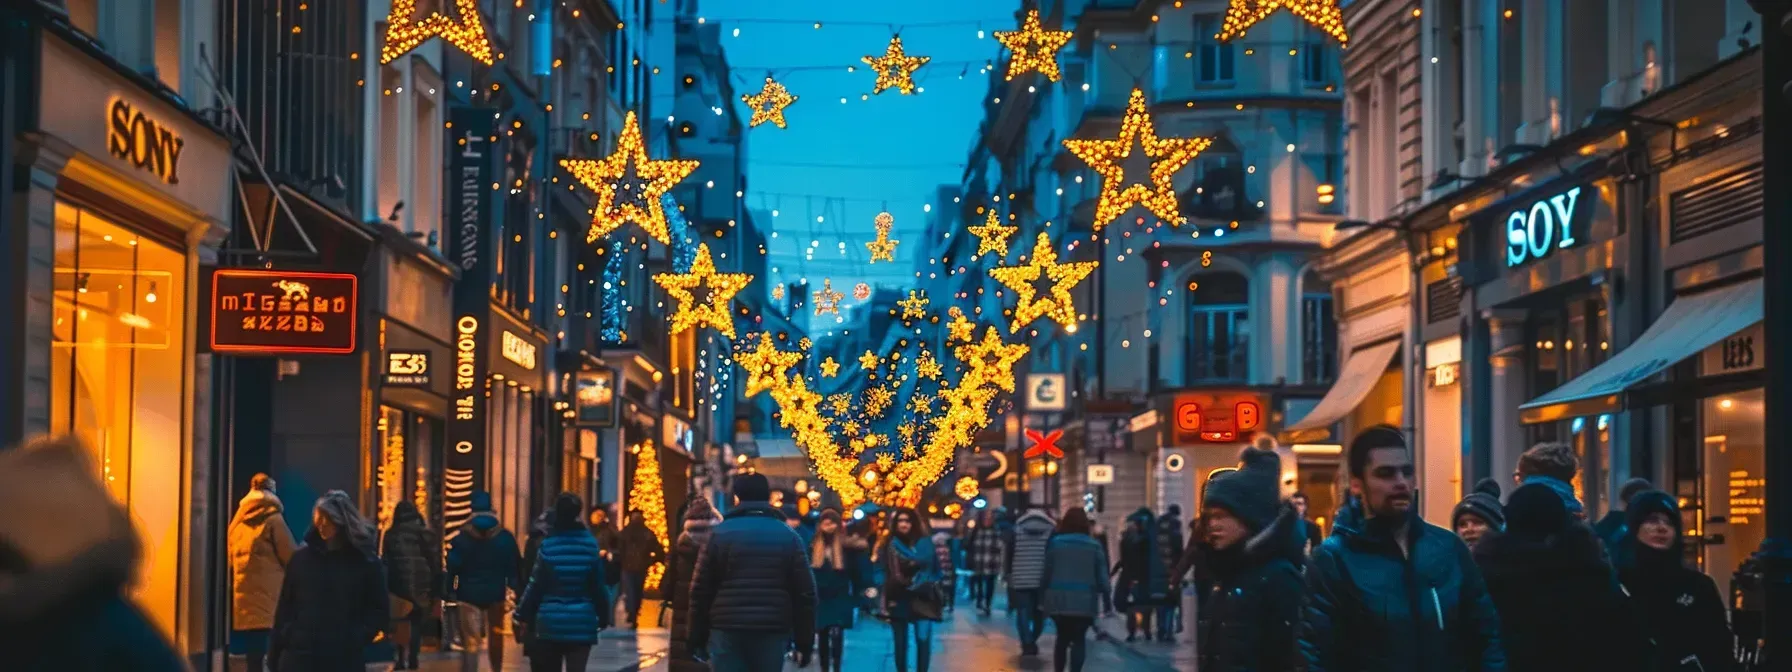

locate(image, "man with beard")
[[1299, 425, 1506, 672], [1195, 447, 1305, 672]]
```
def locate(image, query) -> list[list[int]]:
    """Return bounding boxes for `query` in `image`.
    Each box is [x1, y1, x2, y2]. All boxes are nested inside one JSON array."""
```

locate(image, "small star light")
[[813, 279, 844, 315], [898, 290, 930, 320], [916, 350, 943, 379], [652, 244, 752, 339], [968, 209, 1020, 257], [741, 77, 798, 128], [866, 212, 900, 263], [994, 9, 1075, 82], [382, 0, 494, 65], [1062, 88, 1212, 230], [1219, 0, 1349, 45], [863, 36, 930, 95], [955, 476, 981, 500], [858, 350, 881, 371], [562, 112, 701, 245], [947, 313, 977, 343], [819, 356, 841, 377], [734, 332, 801, 398], [989, 233, 1099, 333]]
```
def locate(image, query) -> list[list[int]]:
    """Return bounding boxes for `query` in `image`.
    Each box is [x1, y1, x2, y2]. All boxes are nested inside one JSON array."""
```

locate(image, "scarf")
[[1521, 474, 1585, 516]]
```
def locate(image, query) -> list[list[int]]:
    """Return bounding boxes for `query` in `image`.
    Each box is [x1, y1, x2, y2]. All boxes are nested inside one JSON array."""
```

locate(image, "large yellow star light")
[[561, 112, 701, 245], [994, 9, 1075, 82], [813, 279, 844, 316], [742, 77, 798, 129], [969, 209, 1020, 258], [1062, 88, 1212, 230], [898, 291, 930, 320], [1218, 0, 1349, 46], [652, 244, 753, 339], [382, 0, 494, 65], [863, 36, 930, 95], [989, 233, 1099, 334], [956, 327, 1029, 393], [734, 333, 801, 398]]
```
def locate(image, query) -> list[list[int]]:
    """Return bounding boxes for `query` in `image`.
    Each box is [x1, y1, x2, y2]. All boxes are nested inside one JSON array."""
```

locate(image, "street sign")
[[1087, 464, 1115, 485], [1023, 428, 1064, 459], [1025, 373, 1066, 411]]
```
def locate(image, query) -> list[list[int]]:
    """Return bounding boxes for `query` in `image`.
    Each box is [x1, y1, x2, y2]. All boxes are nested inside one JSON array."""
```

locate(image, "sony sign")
[[1505, 186, 1582, 267]]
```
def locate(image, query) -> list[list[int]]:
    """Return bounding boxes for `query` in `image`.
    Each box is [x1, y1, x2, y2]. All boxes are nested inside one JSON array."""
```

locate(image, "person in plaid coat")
[[965, 510, 1005, 614]]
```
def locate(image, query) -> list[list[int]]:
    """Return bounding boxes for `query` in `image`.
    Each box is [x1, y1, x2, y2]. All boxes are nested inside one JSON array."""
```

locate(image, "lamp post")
[[1747, 2, 1792, 667]]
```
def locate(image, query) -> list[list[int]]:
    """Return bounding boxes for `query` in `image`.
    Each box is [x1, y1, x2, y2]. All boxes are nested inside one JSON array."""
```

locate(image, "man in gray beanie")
[[1195, 447, 1305, 670]]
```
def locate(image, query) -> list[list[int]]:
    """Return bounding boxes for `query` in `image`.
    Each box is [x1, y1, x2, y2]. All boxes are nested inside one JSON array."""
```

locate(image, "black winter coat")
[[1472, 524, 1650, 672], [270, 530, 389, 672], [618, 520, 667, 575], [446, 514, 520, 607], [1620, 563, 1734, 672], [1197, 510, 1305, 672], [1299, 514, 1506, 672], [667, 532, 709, 672], [687, 502, 818, 652], [381, 510, 441, 605]]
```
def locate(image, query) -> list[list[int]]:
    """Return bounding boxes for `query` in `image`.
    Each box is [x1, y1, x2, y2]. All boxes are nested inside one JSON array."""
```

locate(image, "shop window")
[[1701, 388, 1764, 600], [1301, 272, 1337, 384], [1187, 272, 1250, 383], [378, 407, 442, 531], [1526, 296, 1612, 508], [49, 200, 187, 639]]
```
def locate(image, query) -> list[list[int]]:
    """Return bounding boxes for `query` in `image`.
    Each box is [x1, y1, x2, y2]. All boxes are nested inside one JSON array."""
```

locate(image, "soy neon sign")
[[1505, 186, 1583, 267]]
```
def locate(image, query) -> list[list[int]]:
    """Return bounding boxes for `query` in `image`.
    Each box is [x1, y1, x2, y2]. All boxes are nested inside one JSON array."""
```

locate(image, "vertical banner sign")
[[444, 106, 495, 533]]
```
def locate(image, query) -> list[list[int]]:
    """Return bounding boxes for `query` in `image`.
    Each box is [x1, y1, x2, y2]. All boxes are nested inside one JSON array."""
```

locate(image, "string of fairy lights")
[[377, 0, 1351, 510]]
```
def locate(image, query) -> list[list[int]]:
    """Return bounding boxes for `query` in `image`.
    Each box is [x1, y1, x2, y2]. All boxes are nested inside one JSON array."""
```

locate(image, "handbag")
[[390, 595, 415, 619], [908, 578, 948, 622]]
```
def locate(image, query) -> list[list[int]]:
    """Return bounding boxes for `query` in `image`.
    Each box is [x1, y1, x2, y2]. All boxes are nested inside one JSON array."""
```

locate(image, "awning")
[[1519, 278, 1762, 423], [1284, 340, 1402, 436]]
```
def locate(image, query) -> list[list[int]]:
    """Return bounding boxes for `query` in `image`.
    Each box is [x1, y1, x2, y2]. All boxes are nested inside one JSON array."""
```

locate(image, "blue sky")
[[706, 1, 1019, 327]]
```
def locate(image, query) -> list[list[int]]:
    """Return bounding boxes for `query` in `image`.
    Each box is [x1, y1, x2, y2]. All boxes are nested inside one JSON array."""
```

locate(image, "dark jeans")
[[394, 606, 425, 666], [815, 626, 846, 672], [529, 641, 592, 672], [1051, 615, 1093, 672], [235, 628, 270, 672], [971, 575, 997, 610], [1156, 605, 1177, 639], [712, 629, 793, 672], [890, 619, 934, 672], [620, 571, 647, 625], [1010, 589, 1045, 649]]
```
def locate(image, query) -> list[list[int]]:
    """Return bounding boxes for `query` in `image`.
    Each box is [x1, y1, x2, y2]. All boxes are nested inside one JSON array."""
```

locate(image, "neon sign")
[[454, 316, 479, 420], [1505, 186, 1583, 267]]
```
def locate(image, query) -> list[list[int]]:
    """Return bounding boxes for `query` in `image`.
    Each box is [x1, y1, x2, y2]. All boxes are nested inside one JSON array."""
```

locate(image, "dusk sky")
[[705, 1, 1021, 329]]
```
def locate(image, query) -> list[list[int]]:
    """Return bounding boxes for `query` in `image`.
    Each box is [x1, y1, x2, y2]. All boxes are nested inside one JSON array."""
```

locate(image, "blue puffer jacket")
[[688, 502, 817, 652], [516, 527, 610, 643], [446, 512, 521, 607]]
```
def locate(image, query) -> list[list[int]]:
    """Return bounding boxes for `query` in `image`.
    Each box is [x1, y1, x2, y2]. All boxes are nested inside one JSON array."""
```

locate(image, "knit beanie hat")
[[732, 472, 771, 503], [1203, 447, 1283, 532], [1452, 478, 1506, 531], [1505, 482, 1571, 539]]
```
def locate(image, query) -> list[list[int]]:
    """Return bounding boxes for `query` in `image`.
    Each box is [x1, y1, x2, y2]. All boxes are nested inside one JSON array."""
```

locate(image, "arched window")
[[1301, 271, 1338, 383], [1186, 271, 1250, 383], [1183, 135, 1260, 222]]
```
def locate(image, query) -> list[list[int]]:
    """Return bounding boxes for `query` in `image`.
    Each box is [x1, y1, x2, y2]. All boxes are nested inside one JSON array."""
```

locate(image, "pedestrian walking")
[[1514, 442, 1584, 518], [1041, 507, 1111, 672], [930, 525, 958, 614], [383, 500, 442, 670], [1116, 507, 1170, 641], [1196, 447, 1305, 672], [589, 504, 623, 590], [1006, 508, 1055, 655], [1299, 425, 1506, 672], [446, 490, 522, 672], [880, 507, 947, 672], [1289, 492, 1324, 553], [514, 492, 611, 672], [667, 495, 723, 672], [1595, 477, 1654, 568], [1170, 516, 1212, 614], [1452, 478, 1506, 551], [270, 490, 389, 671], [810, 509, 872, 672], [1154, 504, 1185, 641], [229, 473, 298, 672], [1619, 490, 1735, 672], [0, 436, 188, 672], [687, 473, 818, 672], [965, 509, 1004, 614], [617, 509, 666, 627], [1473, 482, 1647, 672]]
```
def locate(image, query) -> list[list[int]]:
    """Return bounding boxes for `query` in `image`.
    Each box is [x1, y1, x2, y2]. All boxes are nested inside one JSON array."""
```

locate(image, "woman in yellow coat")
[[228, 474, 297, 672]]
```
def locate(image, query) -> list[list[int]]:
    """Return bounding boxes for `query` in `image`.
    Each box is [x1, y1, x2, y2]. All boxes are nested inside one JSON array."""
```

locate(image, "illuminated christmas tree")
[[628, 442, 671, 591]]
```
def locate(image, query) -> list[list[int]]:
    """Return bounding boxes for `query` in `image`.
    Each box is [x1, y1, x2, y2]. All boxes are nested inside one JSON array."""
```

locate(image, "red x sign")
[[1024, 429, 1064, 459]]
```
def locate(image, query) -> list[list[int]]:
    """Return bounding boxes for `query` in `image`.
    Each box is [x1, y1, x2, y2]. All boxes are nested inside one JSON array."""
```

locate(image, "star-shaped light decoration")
[[898, 422, 918, 441], [956, 327, 1029, 393], [968, 209, 1020, 258], [741, 77, 798, 129], [858, 350, 881, 372], [910, 394, 936, 414], [862, 36, 930, 95], [652, 244, 753, 339], [863, 385, 897, 417], [828, 393, 854, 416], [898, 290, 930, 320], [813, 279, 844, 315], [994, 9, 1075, 82], [866, 212, 900, 263], [916, 350, 943, 380], [947, 312, 977, 343], [1061, 88, 1212, 230], [1218, 0, 1349, 45], [819, 356, 841, 377], [734, 332, 801, 398], [562, 112, 701, 245], [382, 0, 494, 65], [989, 233, 1099, 334]]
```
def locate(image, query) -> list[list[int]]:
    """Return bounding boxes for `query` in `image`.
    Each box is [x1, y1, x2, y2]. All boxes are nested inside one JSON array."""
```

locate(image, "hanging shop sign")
[[1171, 391, 1264, 445], [501, 330, 538, 370], [107, 97, 184, 184], [1086, 464, 1115, 485], [663, 416, 695, 454], [1503, 185, 1586, 268], [1429, 362, 1461, 388], [208, 269, 358, 354], [383, 351, 431, 387], [1025, 373, 1067, 411], [443, 106, 495, 513], [576, 369, 619, 427]]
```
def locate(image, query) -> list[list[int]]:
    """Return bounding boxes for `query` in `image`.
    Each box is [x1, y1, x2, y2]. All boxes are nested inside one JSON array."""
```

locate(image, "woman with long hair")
[[270, 491, 388, 671], [382, 499, 441, 670], [514, 492, 610, 672], [1041, 507, 1110, 672], [879, 507, 944, 672], [810, 509, 870, 672]]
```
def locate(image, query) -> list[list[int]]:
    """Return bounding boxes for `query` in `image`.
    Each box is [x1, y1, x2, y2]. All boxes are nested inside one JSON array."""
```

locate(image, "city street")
[[398, 592, 1196, 672]]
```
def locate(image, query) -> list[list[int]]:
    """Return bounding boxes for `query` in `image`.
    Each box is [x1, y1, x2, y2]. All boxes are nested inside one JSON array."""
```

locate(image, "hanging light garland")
[[1218, 0, 1350, 45], [381, 0, 494, 65], [862, 36, 930, 95], [741, 76, 798, 129], [1062, 88, 1212, 230], [561, 111, 701, 246], [993, 9, 1075, 82]]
